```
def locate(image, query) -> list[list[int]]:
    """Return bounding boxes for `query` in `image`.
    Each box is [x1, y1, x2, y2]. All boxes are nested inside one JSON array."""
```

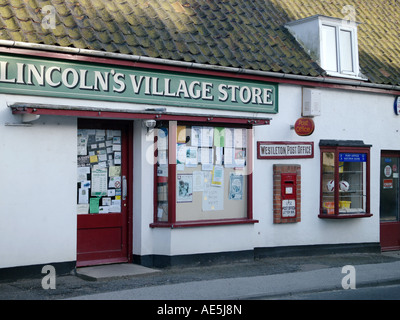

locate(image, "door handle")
[[122, 175, 127, 200]]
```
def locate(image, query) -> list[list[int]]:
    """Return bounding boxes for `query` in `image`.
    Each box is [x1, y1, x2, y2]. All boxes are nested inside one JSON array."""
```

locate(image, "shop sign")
[[383, 179, 393, 189], [394, 96, 400, 115], [257, 141, 314, 159], [294, 118, 315, 136], [384, 165, 392, 177], [339, 153, 367, 162], [0, 53, 278, 114]]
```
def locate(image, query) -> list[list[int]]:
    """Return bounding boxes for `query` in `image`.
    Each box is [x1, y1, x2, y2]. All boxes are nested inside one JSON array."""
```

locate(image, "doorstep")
[[75, 263, 160, 281]]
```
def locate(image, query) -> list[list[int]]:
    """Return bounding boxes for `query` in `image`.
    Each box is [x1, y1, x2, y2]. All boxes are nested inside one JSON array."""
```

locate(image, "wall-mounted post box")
[[273, 164, 301, 224], [281, 173, 297, 219]]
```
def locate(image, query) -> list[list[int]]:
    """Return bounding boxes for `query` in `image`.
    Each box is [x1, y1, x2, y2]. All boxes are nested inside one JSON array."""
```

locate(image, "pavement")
[[1, 251, 400, 300], [75, 263, 161, 281]]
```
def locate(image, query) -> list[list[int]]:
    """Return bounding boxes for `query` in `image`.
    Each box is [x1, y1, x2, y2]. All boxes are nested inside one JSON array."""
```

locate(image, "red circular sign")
[[294, 118, 315, 136]]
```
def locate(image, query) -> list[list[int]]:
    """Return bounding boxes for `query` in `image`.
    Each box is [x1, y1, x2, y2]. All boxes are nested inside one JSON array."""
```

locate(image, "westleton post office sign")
[[257, 141, 314, 159], [0, 53, 278, 113]]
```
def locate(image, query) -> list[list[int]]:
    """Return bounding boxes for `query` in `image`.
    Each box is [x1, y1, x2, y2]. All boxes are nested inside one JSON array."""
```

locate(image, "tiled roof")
[[276, 0, 400, 85], [0, 0, 399, 85]]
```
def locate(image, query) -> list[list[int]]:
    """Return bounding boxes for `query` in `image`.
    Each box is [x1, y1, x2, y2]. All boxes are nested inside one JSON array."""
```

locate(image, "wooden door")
[[77, 120, 131, 267], [380, 151, 400, 251]]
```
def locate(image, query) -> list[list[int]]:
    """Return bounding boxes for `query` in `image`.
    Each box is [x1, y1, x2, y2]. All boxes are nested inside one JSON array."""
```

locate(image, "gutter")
[[1, 40, 399, 93]]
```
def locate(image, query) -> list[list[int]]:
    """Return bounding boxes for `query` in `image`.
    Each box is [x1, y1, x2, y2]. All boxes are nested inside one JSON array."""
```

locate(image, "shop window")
[[77, 126, 124, 214], [319, 140, 372, 219], [151, 121, 257, 227]]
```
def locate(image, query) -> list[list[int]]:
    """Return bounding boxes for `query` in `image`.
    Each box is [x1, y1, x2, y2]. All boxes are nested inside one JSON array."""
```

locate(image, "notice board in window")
[[174, 125, 249, 222]]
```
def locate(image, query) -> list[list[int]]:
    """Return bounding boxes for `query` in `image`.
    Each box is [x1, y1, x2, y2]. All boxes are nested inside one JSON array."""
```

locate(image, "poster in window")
[[193, 171, 205, 192], [177, 144, 186, 164], [234, 149, 246, 167], [211, 165, 224, 186], [77, 136, 88, 156], [191, 126, 201, 147], [200, 147, 213, 165], [77, 203, 89, 214], [185, 146, 198, 167], [177, 174, 193, 203], [229, 174, 243, 200], [234, 128, 246, 148], [89, 197, 100, 214], [224, 147, 234, 167], [214, 127, 225, 147], [201, 127, 214, 147], [203, 182, 224, 211], [78, 155, 90, 167], [158, 128, 168, 150], [177, 126, 186, 143], [225, 128, 234, 147], [91, 166, 108, 196]]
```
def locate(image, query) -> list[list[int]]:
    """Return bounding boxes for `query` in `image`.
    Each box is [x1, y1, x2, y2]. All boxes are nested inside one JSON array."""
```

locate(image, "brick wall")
[[273, 164, 301, 223]]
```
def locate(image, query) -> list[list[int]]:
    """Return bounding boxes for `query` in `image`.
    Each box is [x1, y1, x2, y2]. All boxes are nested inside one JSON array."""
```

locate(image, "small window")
[[321, 24, 357, 76], [339, 29, 354, 73], [286, 15, 363, 80], [319, 140, 372, 219], [152, 121, 257, 227], [321, 25, 338, 72]]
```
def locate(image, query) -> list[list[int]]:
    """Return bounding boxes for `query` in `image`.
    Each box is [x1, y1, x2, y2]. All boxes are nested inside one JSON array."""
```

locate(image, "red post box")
[[281, 173, 297, 219]]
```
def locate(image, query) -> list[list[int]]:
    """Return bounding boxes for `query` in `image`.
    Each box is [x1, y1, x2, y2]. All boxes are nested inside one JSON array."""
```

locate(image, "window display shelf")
[[318, 213, 373, 219], [319, 141, 372, 219]]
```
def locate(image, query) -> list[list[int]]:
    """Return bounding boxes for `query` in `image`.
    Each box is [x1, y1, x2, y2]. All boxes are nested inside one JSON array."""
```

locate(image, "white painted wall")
[[133, 123, 259, 257], [1, 82, 396, 269], [147, 84, 394, 257], [0, 95, 77, 268], [252, 84, 397, 250], [132, 120, 174, 257]]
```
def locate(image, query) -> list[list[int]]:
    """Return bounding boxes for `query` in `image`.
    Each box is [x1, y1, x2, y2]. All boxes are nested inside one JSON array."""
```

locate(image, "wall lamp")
[[143, 119, 157, 134]]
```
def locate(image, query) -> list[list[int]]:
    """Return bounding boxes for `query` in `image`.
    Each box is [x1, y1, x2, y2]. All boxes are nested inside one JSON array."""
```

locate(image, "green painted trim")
[[0, 53, 278, 114]]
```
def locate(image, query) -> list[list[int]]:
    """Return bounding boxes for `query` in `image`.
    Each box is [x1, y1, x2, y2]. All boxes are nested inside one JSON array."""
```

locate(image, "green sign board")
[[0, 53, 278, 113]]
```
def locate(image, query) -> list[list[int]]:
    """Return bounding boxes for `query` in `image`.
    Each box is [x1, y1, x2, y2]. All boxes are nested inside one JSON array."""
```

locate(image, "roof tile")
[[0, 0, 399, 85]]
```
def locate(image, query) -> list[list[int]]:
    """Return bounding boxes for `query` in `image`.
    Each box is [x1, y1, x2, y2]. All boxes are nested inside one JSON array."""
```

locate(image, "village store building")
[[1, 0, 400, 277]]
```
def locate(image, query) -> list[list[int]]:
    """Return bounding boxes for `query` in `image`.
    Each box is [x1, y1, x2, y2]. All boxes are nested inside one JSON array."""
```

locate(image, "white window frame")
[[320, 21, 360, 79]]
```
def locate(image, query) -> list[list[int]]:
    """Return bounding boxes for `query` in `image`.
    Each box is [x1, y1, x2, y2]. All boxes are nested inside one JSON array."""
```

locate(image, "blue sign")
[[395, 96, 400, 115], [339, 153, 367, 162]]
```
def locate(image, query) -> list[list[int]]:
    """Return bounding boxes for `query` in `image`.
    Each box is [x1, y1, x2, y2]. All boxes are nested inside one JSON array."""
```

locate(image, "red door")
[[77, 120, 132, 267], [380, 152, 400, 251]]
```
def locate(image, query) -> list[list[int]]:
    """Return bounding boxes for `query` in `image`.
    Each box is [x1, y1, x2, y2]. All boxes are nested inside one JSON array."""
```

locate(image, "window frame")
[[319, 144, 372, 219], [150, 120, 258, 228], [321, 23, 359, 78]]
